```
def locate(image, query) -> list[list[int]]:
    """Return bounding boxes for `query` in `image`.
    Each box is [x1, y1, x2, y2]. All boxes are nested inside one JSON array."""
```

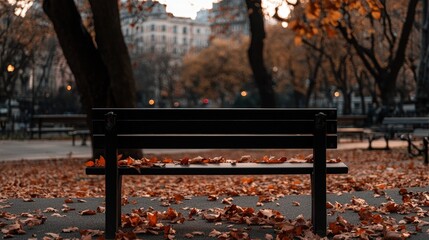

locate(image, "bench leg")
[[384, 135, 390, 150], [367, 136, 374, 150], [105, 112, 119, 239], [118, 175, 122, 226], [311, 172, 326, 236], [105, 171, 119, 239], [424, 137, 428, 165], [72, 135, 76, 146], [81, 134, 88, 146], [312, 113, 327, 236]]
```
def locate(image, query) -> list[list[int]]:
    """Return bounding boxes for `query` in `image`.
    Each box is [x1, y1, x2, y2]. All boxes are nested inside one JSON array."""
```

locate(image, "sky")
[[157, 0, 217, 19], [158, 0, 290, 20]]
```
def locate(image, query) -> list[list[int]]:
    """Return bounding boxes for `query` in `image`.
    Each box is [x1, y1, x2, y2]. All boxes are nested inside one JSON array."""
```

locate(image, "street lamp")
[[7, 64, 15, 73], [66, 85, 72, 91], [148, 99, 155, 106], [241, 91, 248, 97], [334, 91, 340, 98]]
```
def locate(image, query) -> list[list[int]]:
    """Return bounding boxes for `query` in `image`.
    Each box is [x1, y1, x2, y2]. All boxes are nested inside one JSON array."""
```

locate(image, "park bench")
[[366, 117, 429, 155], [337, 115, 367, 141], [69, 129, 90, 146], [28, 114, 88, 141], [85, 108, 349, 238], [401, 128, 429, 164]]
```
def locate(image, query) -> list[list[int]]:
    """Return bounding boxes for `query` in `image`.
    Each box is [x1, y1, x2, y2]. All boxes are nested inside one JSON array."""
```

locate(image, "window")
[[183, 27, 187, 34], [183, 37, 187, 45], [151, 24, 155, 31], [173, 26, 177, 33], [196, 28, 200, 34], [151, 34, 155, 42], [174, 36, 177, 44], [162, 35, 166, 42], [162, 25, 166, 32]]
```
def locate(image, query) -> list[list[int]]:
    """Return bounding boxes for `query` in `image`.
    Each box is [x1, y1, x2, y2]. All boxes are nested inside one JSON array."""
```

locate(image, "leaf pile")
[[1, 148, 429, 239]]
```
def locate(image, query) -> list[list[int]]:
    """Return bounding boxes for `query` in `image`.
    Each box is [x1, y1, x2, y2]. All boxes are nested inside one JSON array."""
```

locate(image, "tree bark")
[[417, 0, 429, 116], [245, 0, 276, 107], [88, 0, 137, 108], [43, 0, 141, 158]]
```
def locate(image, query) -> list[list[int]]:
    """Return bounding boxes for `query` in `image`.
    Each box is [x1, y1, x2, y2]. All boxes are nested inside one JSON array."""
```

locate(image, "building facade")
[[209, 0, 250, 38], [121, 1, 210, 57]]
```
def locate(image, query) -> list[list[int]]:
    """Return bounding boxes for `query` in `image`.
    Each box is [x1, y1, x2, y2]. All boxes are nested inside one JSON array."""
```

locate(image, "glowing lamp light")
[[334, 91, 341, 98], [148, 99, 155, 106], [173, 101, 180, 107], [7, 64, 15, 72], [241, 91, 248, 97], [202, 98, 209, 105], [66, 85, 72, 91], [281, 22, 288, 28]]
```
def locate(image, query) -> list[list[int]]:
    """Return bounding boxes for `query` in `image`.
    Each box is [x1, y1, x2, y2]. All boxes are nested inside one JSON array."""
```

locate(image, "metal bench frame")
[[86, 108, 348, 239]]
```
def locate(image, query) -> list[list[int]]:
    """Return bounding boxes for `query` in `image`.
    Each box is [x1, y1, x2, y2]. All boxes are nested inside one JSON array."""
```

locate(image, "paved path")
[[0, 138, 409, 161]]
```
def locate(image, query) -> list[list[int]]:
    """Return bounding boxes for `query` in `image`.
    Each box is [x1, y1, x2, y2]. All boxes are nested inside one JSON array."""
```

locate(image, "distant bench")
[[28, 114, 88, 144], [337, 115, 367, 140], [85, 108, 349, 238], [402, 128, 429, 164], [366, 117, 429, 163], [69, 129, 90, 146]]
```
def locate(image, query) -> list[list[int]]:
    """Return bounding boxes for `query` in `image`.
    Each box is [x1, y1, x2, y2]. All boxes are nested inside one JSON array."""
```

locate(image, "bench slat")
[[86, 162, 348, 175], [92, 134, 338, 149], [92, 120, 337, 134], [92, 108, 337, 120]]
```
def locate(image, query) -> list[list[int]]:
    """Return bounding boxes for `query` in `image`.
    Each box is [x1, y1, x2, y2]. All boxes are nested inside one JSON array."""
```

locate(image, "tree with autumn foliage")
[[182, 38, 252, 107], [282, 0, 419, 115]]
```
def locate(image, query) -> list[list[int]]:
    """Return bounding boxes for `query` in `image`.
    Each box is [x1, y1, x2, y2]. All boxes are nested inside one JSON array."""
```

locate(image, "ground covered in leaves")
[[1, 148, 428, 199], [1, 148, 429, 239]]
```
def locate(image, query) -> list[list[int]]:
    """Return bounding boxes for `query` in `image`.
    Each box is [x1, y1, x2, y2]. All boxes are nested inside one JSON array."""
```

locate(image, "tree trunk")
[[417, 0, 429, 116], [88, 0, 137, 108], [245, 0, 276, 107], [43, 0, 141, 158], [304, 51, 323, 107]]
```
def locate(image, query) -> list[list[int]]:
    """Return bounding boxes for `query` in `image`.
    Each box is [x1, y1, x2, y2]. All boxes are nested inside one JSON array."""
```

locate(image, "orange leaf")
[[85, 160, 95, 167], [371, 10, 381, 20], [79, 209, 96, 215], [96, 156, 105, 167], [147, 212, 157, 227]]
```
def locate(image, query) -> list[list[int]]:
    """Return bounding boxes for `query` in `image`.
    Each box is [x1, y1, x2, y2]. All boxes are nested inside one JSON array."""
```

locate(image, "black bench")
[[27, 126, 75, 137], [401, 128, 429, 164], [366, 117, 429, 152], [86, 108, 349, 239], [69, 129, 90, 146], [28, 114, 87, 139], [337, 115, 367, 141]]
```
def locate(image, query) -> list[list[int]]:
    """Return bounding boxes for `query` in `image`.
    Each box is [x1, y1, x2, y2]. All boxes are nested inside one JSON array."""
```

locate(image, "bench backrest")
[[92, 108, 337, 150], [383, 117, 429, 125]]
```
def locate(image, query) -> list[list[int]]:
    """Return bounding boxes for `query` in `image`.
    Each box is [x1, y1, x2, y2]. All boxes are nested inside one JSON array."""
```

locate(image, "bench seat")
[[86, 162, 349, 175]]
